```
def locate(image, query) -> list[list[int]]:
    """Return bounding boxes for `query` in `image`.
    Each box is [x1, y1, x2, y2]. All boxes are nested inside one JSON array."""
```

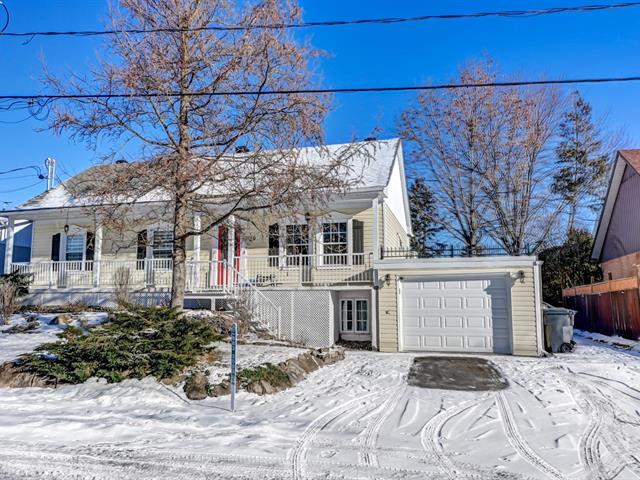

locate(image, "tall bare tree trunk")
[[171, 199, 189, 309], [171, 21, 192, 309]]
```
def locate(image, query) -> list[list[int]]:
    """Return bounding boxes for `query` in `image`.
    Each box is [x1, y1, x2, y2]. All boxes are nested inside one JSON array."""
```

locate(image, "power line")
[[1, 2, 639, 38], [0, 166, 44, 177], [0, 1, 8, 34], [2, 75, 640, 101], [0, 180, 45, 194]]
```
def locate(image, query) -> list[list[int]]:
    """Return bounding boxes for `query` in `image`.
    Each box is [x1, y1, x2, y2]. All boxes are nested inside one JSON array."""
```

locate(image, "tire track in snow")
[[495, 391, 568, 480], [0, 445, 288, 480], [359, 385, 406, 471], [420, 394, 492, 480], [565, 375, 640, 479], [290, 388, 385, 480]]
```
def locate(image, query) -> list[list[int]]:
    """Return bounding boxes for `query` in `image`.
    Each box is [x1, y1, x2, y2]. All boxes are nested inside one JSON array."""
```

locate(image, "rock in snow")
[[183, 372, 210, 400]]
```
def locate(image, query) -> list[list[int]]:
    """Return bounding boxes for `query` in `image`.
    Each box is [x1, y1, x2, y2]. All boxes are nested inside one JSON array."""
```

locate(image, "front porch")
[[11, 253, 374, 292]]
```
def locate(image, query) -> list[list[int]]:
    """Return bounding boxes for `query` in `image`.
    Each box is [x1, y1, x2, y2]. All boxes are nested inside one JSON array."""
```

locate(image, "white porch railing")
[[241, 253, 374, 287], [11, 253, 373, 291], [221, 260, 282, 338]]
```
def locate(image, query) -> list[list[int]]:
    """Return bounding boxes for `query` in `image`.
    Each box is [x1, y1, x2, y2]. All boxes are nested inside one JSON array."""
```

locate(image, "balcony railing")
[[11, 253, 374, 292]]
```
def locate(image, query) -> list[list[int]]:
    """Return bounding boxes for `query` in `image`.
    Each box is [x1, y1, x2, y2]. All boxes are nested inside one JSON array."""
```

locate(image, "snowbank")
[[574, 328, 640, 353], [203, 341, 308, 384], [0, 312, 109, 363]]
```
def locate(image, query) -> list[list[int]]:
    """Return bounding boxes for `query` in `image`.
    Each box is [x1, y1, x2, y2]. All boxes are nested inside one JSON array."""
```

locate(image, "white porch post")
[[371, 287, 378, 350], [372, 196, 380, 260], [3, 218, 15, 274], [93, 224, 103, 287], [193, 214, 201, 292]]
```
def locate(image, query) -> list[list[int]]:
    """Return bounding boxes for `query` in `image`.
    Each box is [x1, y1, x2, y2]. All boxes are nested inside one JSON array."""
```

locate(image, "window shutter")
[[268, 224, 280, 267], [85, 232, 95, 261], [136, 230, 147, 270], [352, 220, 364, 265], [51, 233, 60, 261]]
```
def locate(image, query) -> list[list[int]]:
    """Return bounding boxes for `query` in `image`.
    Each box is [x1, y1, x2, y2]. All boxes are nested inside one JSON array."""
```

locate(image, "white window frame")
[[317, 213, 353, 267], [340, 298, 369, 334], [273, 213, 357, 269], [61, 226, 88, 271], [144, 223, 174, 270], [151, 230, 174, 259], [320, 220, 349, 266], [281, 220, 311, 268]]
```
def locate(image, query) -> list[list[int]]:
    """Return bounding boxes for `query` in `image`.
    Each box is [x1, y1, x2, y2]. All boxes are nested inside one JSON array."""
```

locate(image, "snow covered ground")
[[205, 342, 309, 384], [575, 328, 640, 355], [0, 312, 108, 363], [0, 335, 639, 479]]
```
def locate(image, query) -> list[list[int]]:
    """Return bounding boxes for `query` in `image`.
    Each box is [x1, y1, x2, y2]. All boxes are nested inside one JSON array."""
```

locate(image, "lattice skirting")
[[259, 289, 335, 348]]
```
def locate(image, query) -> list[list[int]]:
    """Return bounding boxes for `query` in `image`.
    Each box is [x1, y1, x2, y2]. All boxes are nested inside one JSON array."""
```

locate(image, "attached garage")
[[401, 275, 511, 354], [375, 257, 544, 357]]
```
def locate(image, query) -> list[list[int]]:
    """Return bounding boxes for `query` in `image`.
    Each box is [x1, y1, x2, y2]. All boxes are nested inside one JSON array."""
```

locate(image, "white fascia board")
[[396, 142, 413, 236], [381, 142, 412, 236], [591, 156, 626, 261], [374, 256, 538, 270]]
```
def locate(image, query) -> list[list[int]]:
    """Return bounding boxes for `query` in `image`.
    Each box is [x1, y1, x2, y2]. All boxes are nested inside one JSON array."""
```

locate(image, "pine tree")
[[552, 91, 610, 232], [408, 177, 442, 255], [539, 229, 602, 305]]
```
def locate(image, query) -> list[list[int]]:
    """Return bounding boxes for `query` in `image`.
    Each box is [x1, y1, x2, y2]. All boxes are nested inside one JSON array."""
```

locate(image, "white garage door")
[[401, 275, 511, 354]]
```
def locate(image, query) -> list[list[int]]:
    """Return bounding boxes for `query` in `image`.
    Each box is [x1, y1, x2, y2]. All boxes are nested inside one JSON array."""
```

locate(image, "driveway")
[[0, 338, 639, 479]]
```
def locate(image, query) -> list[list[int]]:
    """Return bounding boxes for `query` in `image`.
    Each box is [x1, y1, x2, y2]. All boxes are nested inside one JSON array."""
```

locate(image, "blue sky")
[[1, 0, 640, 206]]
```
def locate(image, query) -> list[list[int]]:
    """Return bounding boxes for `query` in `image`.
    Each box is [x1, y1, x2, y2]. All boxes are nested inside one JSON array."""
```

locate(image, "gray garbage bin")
[[543, 307, 576, 353]]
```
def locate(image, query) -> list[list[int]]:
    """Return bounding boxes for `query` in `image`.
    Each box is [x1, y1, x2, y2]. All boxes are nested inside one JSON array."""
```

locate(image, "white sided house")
[[2, 139, 544, 355]]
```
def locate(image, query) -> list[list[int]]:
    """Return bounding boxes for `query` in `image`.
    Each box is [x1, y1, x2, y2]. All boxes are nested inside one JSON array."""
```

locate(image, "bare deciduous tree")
[[46, 0, 365, 308], [400, 60, 563, 254], [399, 63, 495, 251]]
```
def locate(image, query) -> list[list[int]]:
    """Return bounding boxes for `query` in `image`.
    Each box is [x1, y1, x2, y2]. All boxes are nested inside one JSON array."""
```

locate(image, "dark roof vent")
[[364, 136, 377, 142], [235, 146, 250, 153], [115, 159, 128, 164]]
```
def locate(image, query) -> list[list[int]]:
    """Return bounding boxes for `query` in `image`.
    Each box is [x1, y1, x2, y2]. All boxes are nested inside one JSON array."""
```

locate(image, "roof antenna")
[[45, 157, 56, 191]]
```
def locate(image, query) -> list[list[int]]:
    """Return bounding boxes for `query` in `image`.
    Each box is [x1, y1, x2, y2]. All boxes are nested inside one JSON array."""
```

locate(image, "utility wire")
[[0, 180, 45, 194], [0, 1, 8, 34], [2, 76, 640, 101], [0, 166, 44, 177], [1, 2, 639, 37]]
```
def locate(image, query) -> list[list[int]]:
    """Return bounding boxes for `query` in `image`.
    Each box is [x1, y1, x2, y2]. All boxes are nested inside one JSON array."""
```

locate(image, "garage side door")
[[401, 275, 511, 354]]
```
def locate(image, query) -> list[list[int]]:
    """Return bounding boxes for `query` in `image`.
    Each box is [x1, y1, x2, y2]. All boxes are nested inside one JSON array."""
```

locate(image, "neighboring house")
[[1, 139, 543, 355], [592, 149, 640, 279], [0, 219, 32, 275]]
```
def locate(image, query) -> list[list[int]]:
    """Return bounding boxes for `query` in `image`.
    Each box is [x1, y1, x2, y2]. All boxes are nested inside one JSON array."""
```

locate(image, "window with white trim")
[[152, 230, 174, 259], [65, 234, 85, 262], [285, 224, 309, 266], [322, 221, 348, 265], [340, 299, 369, 333]]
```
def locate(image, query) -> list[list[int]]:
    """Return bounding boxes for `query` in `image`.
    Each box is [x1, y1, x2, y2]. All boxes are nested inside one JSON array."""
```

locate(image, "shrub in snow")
[[0, 271, 32, 324], [18, 306, 222, 384], [113, 267, 132, 308]]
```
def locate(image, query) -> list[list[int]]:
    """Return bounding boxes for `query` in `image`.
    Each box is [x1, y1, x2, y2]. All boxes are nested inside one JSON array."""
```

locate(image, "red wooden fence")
[[562, 277, 640, 340]]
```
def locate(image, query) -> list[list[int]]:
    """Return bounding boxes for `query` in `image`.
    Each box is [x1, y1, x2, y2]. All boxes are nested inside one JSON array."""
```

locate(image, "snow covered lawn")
[[0, 336, 639, 479], [205, 341, 309, 384], [0, 312, 108, 363]]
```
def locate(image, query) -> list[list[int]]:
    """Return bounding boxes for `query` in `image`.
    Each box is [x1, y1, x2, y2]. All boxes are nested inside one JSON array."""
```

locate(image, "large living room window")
[[340, 299, 369, 333], [322, 221, 348, 265]]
